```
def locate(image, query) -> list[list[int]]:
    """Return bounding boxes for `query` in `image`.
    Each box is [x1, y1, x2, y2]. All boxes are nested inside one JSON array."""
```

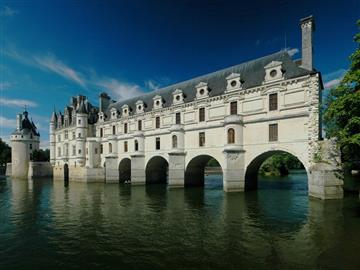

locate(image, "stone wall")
[[28, 162, 53, 178], [5, 163, 11, 176]]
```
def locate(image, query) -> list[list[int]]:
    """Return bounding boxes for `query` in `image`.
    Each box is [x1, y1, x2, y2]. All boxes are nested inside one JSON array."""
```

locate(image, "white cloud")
[[145, 80, 161, 91], [95, 78, 144, 101], [286, 47, 299, 57], [0, 6, 18, 17], [40, 140, 49, 150], [0, 116, 16, 128], [323, 69, 347, 89], [0, 82, 11, 90], [33, 54, 86, 87], [324, 79, 341, 89], [0, 97, 38, 108]]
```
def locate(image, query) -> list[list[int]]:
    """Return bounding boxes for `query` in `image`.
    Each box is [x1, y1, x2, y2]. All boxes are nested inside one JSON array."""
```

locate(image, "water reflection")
[[0, 174, 360, 269]]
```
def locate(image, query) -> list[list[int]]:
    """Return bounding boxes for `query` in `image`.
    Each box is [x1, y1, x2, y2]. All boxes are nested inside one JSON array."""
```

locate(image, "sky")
[[0, 0, 359, 148]]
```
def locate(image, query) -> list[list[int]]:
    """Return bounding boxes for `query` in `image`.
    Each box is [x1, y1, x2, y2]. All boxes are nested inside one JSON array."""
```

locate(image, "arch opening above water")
[[245, 150, 307, 191], [146, 156, 168, 184], [185, 155, 223, 188], [119, 158, 131, 183]]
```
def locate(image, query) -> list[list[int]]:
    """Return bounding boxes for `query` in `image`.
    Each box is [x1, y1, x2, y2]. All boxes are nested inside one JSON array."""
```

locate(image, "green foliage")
[[323, 20, 360, 166], [259, 153, 304, 176], [207, 158, 220, 167], [0, 139, 11, 165], [32, 149, 50, 162]]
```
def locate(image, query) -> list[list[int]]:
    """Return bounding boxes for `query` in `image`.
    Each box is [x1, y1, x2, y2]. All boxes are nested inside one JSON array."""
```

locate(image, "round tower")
[[75, 100, 88, 166], [50, 110, 57, 166], [10, 110, 40, 179]]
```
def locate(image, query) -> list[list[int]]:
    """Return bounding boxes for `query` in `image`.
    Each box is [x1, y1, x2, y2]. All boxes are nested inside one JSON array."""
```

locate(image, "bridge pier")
[[131, 154, 146, 185], [105, 155, 118, 183], [223, 148, 245, 192], [168, 151, 185, 188]]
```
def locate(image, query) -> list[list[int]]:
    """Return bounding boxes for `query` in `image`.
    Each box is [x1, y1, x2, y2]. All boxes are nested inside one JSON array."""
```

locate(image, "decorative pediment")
[[195, 82, 209, 99], [226, 73, 242, 92], [98, 111, 105, 123], [173, 89, 184, 104], [264, 61, 282, 69], [153, 95, 163, 109]]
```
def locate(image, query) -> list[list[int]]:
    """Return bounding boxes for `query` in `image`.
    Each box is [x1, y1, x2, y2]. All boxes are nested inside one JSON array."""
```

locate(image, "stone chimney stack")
[[300, 15, 315, 71], [16, 114, 22, 130]]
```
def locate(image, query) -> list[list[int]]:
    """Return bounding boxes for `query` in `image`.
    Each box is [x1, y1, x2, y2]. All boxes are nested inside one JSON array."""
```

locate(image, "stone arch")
[[119, 158, 131, 183], [145, 156, 169, 184], [64, 163, 69, 182], [244, 150, 308, 191], [185, 155, 223, 187]]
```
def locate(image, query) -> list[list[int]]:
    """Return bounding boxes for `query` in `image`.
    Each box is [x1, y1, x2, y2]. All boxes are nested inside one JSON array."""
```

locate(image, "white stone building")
[[51, 16, 343, 199]]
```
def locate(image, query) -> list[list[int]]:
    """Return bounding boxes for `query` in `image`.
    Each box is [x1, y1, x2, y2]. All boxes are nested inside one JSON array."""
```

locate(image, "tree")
[[31, 149, 50, 162], [0, 138, 11, 166], [259, 153, 304, 176], [323, 20, 360, 168]]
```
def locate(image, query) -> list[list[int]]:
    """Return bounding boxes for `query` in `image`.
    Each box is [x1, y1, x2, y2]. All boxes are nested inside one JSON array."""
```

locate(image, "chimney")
[[16, 114, 22, 130], [300, 15, 315, 71], [99, 92, 111, 112]]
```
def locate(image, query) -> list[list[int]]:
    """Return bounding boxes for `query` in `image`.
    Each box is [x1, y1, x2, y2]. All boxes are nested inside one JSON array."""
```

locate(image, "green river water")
[[1, 173, 360, 269]]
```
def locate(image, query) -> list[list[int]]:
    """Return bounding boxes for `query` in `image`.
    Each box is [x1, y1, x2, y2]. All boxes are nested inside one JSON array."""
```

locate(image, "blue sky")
[[0, 0, 359, 147]]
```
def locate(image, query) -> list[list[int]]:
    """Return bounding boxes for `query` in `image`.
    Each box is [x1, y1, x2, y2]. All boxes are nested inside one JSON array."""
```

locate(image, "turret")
[[50, 110, 57, 165], [75, 100, 88, 166], [10, 110, 40, 178]]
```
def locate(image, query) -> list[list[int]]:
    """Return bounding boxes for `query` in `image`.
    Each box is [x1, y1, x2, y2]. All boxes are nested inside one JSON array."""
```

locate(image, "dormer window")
[[195, 82, 209, 99], [122, 104, 129, 117], [226, 73, 242, 92], [135, 100, 145, 114], [153, 95, 163, 109], [172, 89, 184, 104], [98, 112, 105, 123], [110, 108, 118, 120], [264, 61, 284, 83]]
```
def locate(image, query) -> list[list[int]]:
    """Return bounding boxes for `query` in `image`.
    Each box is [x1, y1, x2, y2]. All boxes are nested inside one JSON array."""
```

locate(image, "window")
[[124, 123, 128, 134], [78, 133, 81, 138], [230, 101, 238, 115], [269, 93, 278, 111], [78, 149, 81, 154], [100, 128, 103, 137], [86, 148, 88, 155], [269, 123, 278, 142], [100, 144, 103, 154], [134, 140, 139, 151], [156, 117, 160, 129], [65, 131, 68, 139], [58, 147, 61, 157], [270, 69, 277, 78], [124, 141, 128, 152], [138, 120, 142, 131], [30, 133, 33, 139], [199, 108, 205, 122], [29, 144, 32, 150], [109, 143, 112, 153], [199, 132, 205, 147], [95, 148, 98, 155], [227, 128, 235, 144], [112, 125, 116, 135], [176, 112, 181, 124], [155, 137, 160, 150], [72, 145, 76, 156], [78, 119, 81, 124], [172, 135, 178, 148], [72, 132, 75, 139]]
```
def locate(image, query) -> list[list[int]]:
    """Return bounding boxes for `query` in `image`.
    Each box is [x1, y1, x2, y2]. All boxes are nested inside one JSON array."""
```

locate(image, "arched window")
[[228, 128, 235, 144], [134, 140, 139, 151], [109, 143, 112, 153], [172, 135, 178, 148]]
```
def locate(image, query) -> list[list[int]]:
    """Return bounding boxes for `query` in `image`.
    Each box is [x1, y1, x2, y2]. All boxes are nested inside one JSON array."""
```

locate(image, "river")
[[1, 172, 360, 269]]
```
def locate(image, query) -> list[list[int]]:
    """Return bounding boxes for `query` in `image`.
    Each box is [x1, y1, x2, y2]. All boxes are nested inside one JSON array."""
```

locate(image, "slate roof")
[[105, 50, 317, 119]]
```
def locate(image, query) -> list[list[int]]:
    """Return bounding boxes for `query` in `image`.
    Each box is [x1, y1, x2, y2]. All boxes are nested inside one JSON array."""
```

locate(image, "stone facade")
[[50, 16, 343, 199]]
